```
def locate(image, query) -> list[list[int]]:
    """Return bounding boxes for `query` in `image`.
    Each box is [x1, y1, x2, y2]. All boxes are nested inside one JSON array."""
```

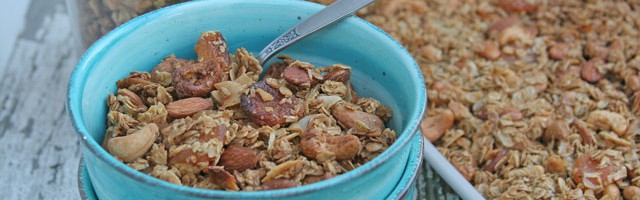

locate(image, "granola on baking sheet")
[[102, 30, 396, 191], [312, 0, 640, 199]]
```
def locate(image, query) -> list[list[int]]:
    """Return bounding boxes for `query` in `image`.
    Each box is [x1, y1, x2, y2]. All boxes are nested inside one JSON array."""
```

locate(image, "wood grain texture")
[[0, 0, 82, 199]]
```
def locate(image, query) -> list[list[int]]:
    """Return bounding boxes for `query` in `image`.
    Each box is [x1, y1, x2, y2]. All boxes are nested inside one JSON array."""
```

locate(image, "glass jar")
[[67, 0, 189, 49]]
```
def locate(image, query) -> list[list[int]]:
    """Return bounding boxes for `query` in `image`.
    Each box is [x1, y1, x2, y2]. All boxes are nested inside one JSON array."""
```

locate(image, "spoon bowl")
[[256, 0, 375, 65]]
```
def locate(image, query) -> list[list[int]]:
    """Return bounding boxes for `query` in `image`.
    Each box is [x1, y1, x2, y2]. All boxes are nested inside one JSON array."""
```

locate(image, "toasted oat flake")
[[314, 0, 640, 198]]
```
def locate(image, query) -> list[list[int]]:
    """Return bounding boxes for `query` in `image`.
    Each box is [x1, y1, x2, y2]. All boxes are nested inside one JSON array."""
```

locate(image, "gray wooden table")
[[0, 0, 461, 199], [0, 0, 81, 199]]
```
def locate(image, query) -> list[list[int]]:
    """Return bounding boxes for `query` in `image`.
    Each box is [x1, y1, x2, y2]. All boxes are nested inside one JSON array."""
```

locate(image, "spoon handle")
[[256, 0, 375, 65]]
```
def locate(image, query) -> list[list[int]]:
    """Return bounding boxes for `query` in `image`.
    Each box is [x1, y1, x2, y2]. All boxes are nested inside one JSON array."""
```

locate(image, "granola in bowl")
[[311, 0, 640, 199], [102, 30, 396, 191]]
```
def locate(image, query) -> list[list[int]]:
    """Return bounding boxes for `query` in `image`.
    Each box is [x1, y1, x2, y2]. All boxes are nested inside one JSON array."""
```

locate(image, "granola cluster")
[[317, 0, 640, 199], [103, 31, 396, 191]]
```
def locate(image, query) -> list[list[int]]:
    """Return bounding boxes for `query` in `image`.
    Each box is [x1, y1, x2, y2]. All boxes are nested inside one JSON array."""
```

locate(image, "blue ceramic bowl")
[[66, 0, 426, 199]]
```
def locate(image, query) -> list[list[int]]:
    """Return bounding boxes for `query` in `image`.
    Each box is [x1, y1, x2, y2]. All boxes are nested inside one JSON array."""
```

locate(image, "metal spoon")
[[256, 0, 376, 65]]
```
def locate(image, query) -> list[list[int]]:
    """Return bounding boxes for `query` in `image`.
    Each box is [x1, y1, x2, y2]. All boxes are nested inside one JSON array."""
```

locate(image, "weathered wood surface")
[[0, 0, 82, 199]]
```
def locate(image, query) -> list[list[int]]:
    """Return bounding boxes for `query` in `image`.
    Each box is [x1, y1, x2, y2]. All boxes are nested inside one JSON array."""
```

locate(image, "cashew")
[[587, 110, 628, 136], [420, 109, 454, 142], [300, 128, 361, 162], [602, 184, 620, 200], [108, 123, 159, 162], [623, 186, 640, 200]]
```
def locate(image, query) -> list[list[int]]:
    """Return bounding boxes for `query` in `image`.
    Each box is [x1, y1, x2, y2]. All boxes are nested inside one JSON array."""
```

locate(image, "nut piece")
[[499, 107, 522, 121], [420, 110, 454, 142], [602, 184, 621, 200], [487, 16, 520, 37], [300, 128, 362, 161], [108, 123, 160, 162], [421, 45, 443, 62], [477, 40, 501, 60], [303, 173, 334, 185], [262, 179, 300, 190], [166, 97, 213, 118], [264, 62, 286, 79], [219, 146, 258, 172], [623, 186, 640, 200], [584, 42, 608, 59], [151, 165, 181, 185], [448, 101, 472, 120], [626, 75, 640, 92], [332, 104, 385, 133], [543, 120, 570, 142], [208, 168, 239, 191], [546, 155, 567, 174], [283, 61, 314, 86], [573, 119, 595, 145], [548, 43, 570, 60], [118, 88, 146, 108], [481, 149, 509, 172], [241, 80, 305, 126], [495, 0, 539, 13], [195, 31, 230, 64], [498, 25, 533, 45], [152, 55, 190, 74], [262, 160, 305, 182], [587, 110, 628, 136], [323, 64, 351, 83], [571, 153, 626, 189], [211, 81, 244, 109], [581, 59, 604, 83]]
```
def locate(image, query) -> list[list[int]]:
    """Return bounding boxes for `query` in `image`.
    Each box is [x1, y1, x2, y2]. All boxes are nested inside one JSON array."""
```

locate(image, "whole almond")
[[219, 146, 258, 172], [332, 104, 384, 133], [117, 88, 146, 108], [584, 42, 608, 59], [548, 43, 570, 60], [166, 97, 212, 118], [581, 59, 604, 83]]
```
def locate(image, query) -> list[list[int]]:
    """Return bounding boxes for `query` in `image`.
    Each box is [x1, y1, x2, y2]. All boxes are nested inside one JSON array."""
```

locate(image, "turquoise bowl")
[[66, 0, 426, 199]]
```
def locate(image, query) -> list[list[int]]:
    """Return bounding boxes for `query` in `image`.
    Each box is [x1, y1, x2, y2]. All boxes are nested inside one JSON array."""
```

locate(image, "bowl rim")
[[66, 0, 427, 198]]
